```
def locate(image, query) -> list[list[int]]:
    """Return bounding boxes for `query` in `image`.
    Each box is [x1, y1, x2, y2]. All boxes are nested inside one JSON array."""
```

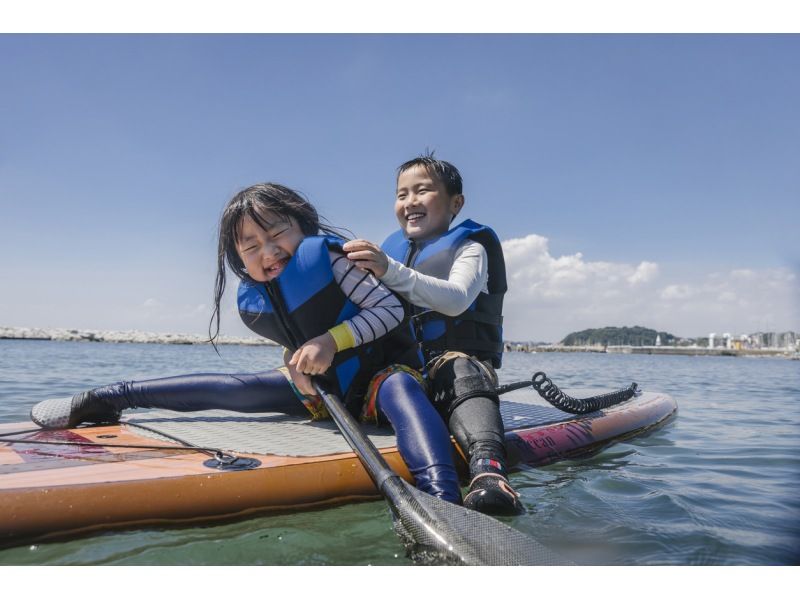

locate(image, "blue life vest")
[[382, 220, 507, 368], [238, 235, 422, 414]]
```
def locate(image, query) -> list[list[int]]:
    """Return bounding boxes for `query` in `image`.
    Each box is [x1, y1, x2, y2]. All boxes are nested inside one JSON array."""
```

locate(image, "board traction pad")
[[123, 390, 580, 457]]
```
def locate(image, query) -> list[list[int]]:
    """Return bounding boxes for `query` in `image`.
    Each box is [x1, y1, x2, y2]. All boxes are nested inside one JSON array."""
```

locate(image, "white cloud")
[[501, 234, 799, 342], [660, 284, 692, 300], [628, 261, 659, 285], [731, 269, 757, 279]]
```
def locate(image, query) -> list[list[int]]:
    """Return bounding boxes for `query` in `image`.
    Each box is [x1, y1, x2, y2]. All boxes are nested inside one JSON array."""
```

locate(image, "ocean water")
[[0, 339, 798, 566]]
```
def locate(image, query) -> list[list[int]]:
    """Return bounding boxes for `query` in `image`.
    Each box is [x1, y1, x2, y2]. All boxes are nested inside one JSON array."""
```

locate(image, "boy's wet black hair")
[[397, 151, 463, 196], [209, 182, 348, 348]]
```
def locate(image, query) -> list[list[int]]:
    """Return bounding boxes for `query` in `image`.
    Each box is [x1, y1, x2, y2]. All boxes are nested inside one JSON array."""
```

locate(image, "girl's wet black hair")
[[209, 182, 350, 349], [396, 150, 463, 196]]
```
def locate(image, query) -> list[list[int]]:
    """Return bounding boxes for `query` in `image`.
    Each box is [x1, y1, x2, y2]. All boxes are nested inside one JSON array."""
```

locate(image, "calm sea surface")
[[0, 339, 798, 565]]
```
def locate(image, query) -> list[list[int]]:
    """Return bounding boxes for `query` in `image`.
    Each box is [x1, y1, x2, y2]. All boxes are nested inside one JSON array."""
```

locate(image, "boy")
[[343, 154, 523, 515]]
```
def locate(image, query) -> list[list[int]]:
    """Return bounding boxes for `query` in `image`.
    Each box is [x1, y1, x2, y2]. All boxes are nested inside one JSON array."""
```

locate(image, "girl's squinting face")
[[395, 165, 464, 242], [236, 212, 305, 282]]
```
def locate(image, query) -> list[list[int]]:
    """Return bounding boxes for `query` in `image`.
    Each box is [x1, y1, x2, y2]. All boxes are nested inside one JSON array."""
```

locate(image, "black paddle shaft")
[[311, 381, 394, 491]]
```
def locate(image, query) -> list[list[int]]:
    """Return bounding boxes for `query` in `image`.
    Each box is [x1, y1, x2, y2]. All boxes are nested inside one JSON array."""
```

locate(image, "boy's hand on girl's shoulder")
[[342, 239, 389, 278], [289, 332, 337, 378]]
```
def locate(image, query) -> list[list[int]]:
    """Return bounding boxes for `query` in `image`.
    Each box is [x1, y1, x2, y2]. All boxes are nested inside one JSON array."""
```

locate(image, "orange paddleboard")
[[0, 390, 676, 546]]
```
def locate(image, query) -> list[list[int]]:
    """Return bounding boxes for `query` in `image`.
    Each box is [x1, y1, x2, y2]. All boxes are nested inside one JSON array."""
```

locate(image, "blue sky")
[[1, 34, 798, 341]]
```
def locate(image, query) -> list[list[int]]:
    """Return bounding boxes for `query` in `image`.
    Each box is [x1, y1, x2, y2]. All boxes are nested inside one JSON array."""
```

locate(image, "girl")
[[30, 183, 461, 504]]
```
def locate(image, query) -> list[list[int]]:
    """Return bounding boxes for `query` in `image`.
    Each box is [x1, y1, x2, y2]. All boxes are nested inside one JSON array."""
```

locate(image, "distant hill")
[[561, 326, 678, 347]]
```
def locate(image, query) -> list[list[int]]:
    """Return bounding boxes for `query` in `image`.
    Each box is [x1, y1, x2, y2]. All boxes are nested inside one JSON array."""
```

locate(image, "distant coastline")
[[2, 326, 796, 358], [0, 326, 277, 346], [504, 342, 798, 359], [521, 325, 799, 359]]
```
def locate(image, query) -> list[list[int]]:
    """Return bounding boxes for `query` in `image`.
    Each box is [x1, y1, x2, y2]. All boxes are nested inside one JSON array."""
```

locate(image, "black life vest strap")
[[452, 311, 503, 326], [412, 309, 503, 327], [424, 335, 505, 355]]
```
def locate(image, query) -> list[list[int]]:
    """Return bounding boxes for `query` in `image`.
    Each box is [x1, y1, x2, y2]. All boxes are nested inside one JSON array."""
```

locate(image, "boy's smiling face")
[[395, 165, 464, 242]]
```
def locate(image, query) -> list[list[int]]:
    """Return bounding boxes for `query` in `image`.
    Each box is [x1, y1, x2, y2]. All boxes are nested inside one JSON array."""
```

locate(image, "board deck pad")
[[123, 390, 576, 457]]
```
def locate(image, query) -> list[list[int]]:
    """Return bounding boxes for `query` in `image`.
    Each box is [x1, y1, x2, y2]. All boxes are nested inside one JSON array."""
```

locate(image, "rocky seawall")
[[0, 326, 277, 346]]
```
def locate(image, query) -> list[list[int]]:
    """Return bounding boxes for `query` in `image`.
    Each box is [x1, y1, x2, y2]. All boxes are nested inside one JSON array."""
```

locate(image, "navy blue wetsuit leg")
[[92, 369, 462, 502], [91, 370, 308, 417], [376, 372, 462, 504]]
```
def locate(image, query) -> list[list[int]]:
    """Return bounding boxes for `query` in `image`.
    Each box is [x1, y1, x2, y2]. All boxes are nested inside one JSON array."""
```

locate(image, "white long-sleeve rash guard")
[[379, 239, 488, 317]]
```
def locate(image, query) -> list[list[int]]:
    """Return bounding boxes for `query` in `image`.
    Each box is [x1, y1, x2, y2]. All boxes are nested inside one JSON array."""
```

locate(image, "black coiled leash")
[[496, 371, 639, 415]]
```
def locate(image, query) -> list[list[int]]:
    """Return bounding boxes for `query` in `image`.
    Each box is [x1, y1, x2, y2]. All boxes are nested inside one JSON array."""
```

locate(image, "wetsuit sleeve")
[[329, 250, 404, 350], [379, 239, 488, 317]]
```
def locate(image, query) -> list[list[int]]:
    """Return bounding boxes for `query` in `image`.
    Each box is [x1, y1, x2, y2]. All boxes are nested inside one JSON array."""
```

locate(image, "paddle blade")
[[310, 380, 568, 565], [382, 476, 570, 566]]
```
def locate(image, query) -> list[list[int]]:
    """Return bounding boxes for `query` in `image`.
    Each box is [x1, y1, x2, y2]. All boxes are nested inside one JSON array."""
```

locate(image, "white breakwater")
[[0, 326, 277, 346]]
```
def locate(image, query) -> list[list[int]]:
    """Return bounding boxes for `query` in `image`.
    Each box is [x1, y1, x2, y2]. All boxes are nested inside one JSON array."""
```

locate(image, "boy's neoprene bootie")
[[462, 456, 525, 516], [30, 391, 122, 429]]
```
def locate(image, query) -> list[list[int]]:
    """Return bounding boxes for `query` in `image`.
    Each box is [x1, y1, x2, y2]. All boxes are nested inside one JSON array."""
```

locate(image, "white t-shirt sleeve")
[[379, 239, 488, 317]]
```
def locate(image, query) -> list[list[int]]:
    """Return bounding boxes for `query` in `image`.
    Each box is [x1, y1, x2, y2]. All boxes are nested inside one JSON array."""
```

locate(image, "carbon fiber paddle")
[[312, 380, 570, 565]]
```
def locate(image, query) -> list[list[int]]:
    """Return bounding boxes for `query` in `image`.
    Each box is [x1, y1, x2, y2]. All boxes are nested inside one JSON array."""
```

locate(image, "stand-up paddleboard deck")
[[0, 389, 676, 545]]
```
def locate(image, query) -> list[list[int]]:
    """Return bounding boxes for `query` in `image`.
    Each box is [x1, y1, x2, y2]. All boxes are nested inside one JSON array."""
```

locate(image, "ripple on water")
[[1, 343, 798, 565]]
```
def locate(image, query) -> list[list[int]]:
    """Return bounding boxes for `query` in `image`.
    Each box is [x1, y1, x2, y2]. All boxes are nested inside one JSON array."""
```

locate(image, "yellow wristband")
[[328, 323, 356, 352]]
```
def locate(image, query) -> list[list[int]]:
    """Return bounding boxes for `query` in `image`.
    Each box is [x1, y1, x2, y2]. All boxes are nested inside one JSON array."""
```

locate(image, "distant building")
[[704, 330, 798, 351], [732, 335, 748, 350], [780, 331, 797, 349]]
